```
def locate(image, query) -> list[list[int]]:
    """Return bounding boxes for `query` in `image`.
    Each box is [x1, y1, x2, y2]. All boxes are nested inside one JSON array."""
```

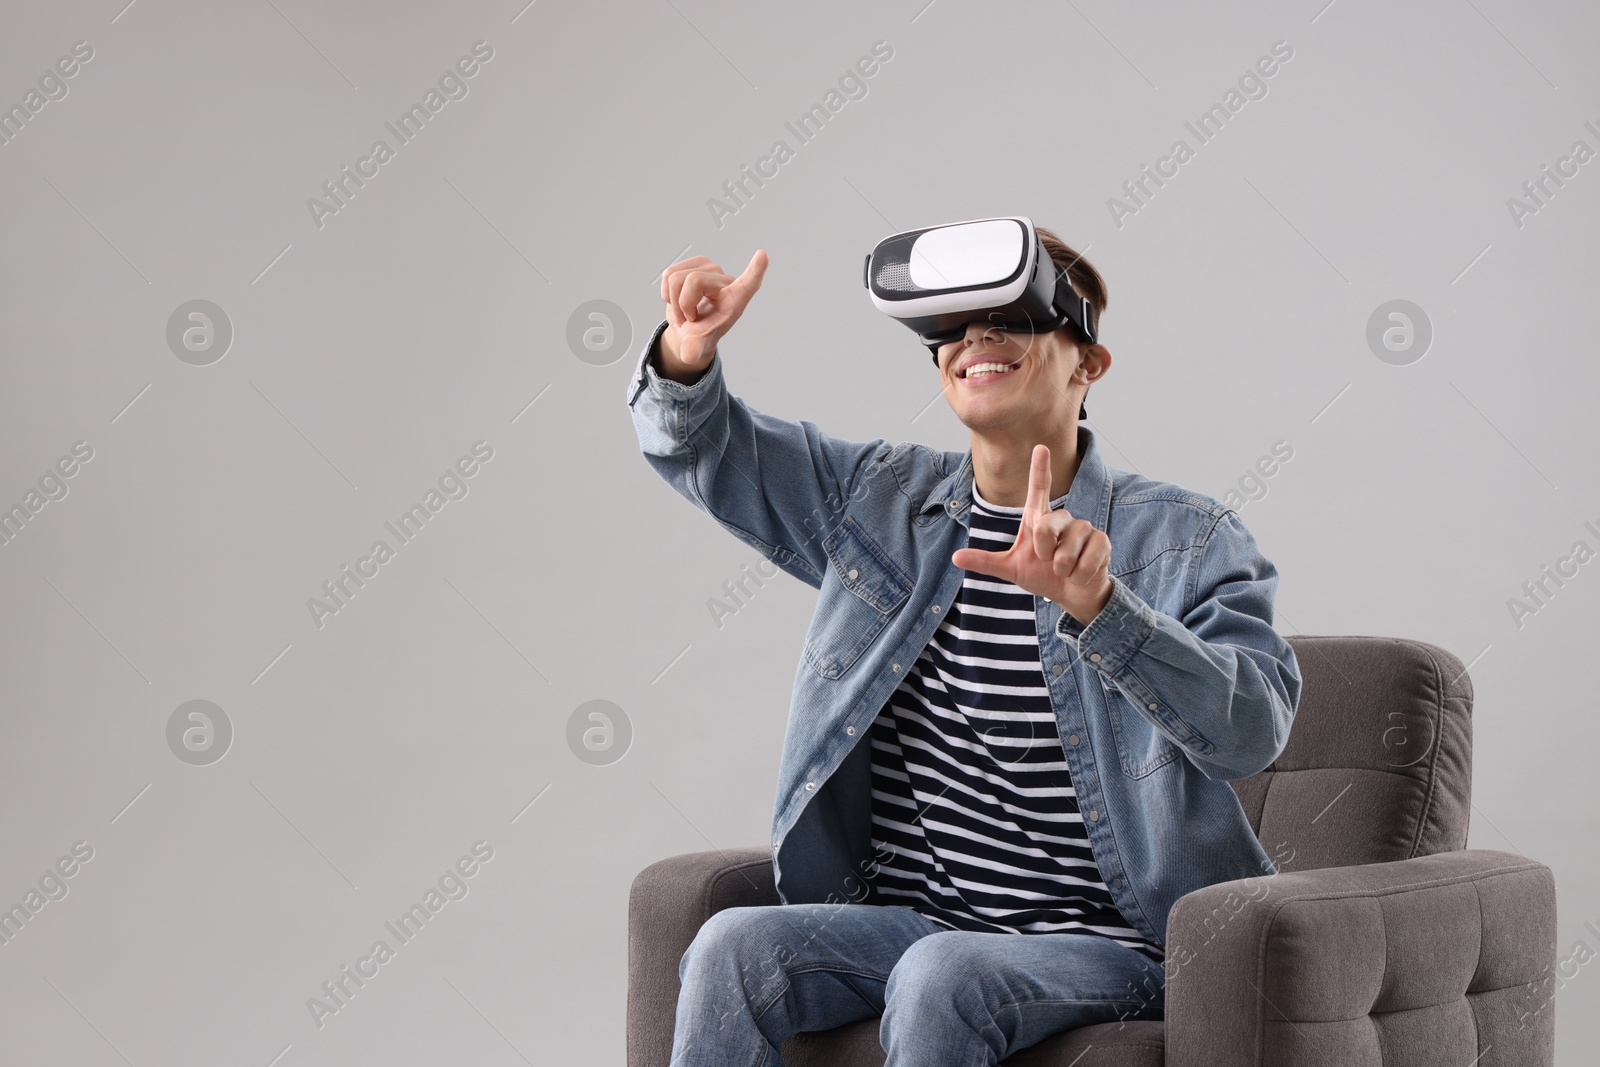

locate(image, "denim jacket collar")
[[920, 424, 1115, 535]]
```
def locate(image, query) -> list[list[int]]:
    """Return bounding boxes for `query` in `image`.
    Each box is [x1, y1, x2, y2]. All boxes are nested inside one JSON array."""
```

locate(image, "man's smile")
[[956, 355, 1024, 384]]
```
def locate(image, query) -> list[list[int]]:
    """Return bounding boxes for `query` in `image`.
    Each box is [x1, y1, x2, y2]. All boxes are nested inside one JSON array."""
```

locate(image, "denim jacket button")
[[1052, 664, 1064, 677], [892, 663, 901, 673], [931, 605, 940, 613], [1148, 702, 1159, 710], [846, 725, 856, 735], [1089, 653, 1103, 663], [847, 568, 859, 580], [1089, 809, 1100, 822], [1112, 877, 1122, 889], [1067, 733, 1080, 746], [805, 781, 815, 790]]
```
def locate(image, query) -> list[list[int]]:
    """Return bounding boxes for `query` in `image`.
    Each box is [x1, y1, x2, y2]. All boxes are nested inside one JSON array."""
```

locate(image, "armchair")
[[629, 636, 1557, 1066]]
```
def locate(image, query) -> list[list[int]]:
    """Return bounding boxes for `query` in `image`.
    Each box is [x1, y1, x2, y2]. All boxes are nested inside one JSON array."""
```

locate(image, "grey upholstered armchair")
[[628, 636, 1558, 1066]]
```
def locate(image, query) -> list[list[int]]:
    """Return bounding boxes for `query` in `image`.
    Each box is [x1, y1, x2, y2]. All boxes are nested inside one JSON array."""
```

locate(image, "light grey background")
[[1, 0, 1596, 1063]]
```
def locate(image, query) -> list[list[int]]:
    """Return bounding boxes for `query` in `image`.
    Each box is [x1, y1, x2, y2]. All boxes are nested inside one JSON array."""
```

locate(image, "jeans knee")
[[882, 934, 969, 1014], [678, 907, 791, 1000]]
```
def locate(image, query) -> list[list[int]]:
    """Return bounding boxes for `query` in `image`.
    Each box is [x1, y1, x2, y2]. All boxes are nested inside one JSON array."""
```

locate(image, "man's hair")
[[1035, 225, 1107, 346]]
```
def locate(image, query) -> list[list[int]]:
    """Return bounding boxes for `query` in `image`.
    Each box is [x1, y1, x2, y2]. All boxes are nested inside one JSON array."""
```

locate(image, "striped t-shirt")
[[866, 481, 1165, 964]]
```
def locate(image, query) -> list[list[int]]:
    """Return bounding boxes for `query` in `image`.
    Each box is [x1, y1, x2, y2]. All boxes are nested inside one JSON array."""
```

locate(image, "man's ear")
[[1080, 343, 1112, 385]]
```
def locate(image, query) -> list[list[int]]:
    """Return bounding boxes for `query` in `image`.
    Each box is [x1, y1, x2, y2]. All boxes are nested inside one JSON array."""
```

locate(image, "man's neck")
[[970, 422, 1082, 508]]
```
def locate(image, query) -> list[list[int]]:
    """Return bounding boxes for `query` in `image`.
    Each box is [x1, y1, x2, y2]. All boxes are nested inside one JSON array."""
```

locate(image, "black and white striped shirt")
[[867, 481, 1165, 963]]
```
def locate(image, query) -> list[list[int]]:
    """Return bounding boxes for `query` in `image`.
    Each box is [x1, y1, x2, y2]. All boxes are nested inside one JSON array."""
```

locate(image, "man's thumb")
[[734, 248, 768, 296], [951, 547, 1008, 578]]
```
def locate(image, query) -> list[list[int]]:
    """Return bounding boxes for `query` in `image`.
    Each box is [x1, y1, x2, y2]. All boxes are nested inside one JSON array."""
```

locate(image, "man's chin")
[[950, 405, 1015, 433]]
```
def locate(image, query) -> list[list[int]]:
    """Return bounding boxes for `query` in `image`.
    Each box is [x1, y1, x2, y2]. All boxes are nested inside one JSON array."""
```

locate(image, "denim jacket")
[[624, 319, 1302, 949]]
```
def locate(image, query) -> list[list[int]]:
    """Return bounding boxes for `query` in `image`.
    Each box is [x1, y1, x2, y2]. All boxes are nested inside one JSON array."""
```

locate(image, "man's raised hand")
[[658, 249, 769, 373], [950, 444, 1116, 627]]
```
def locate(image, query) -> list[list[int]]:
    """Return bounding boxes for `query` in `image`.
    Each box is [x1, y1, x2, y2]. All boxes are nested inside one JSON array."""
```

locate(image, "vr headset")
[[863, 215, 1097, 416]]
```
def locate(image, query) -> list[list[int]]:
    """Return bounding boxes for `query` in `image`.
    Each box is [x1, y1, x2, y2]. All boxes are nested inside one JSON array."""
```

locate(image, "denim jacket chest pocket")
[[803, 516, 914, 681], [1098, 673, 1183, 778]]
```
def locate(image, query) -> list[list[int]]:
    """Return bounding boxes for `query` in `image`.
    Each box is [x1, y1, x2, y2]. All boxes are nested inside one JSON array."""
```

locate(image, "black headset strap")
[[1051, 264, 1097, 345]]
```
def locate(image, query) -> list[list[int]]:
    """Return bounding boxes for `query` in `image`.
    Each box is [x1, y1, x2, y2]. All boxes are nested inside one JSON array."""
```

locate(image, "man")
[[624, 228, 1301, 1066]]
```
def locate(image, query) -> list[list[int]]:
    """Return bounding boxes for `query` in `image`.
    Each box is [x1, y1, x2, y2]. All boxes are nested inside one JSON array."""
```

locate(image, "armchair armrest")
[[1163, 848, 1556, 1067], [628, 847, 778, 1067]]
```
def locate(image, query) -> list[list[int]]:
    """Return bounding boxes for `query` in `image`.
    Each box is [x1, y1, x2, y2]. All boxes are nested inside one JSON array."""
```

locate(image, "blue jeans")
[[672, 902, 1166, 1067]]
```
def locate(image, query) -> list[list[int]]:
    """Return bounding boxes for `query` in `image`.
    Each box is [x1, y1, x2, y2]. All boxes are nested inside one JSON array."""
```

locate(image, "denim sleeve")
[[624, 318, 892, 589], [1055, 509, 1302, 780]]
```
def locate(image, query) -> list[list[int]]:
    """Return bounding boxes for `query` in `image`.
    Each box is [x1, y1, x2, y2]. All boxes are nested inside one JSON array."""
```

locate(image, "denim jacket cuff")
[[1055, 574, 1158, 676], [624, 319, 725, 433]]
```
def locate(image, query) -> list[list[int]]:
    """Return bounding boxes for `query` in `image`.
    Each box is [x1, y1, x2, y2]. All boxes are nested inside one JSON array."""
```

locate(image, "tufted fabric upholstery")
[[628, 636, 1557, 1066], [1228, 635, 1474, 873], [1164, 849, 1554, 1067]]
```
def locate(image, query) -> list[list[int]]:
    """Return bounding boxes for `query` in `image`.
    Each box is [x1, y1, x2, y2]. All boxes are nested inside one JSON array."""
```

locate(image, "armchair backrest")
[[1229, 635, 1474, 873]]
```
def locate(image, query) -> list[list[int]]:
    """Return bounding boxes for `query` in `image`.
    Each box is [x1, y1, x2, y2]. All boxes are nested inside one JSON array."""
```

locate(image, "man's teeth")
[[965, 362, 1017, 379]]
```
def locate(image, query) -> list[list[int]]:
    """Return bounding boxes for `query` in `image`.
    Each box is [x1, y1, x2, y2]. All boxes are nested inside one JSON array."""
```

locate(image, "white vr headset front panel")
[[906, 217, 1028, 289], [867, 216, 1037, 320]]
